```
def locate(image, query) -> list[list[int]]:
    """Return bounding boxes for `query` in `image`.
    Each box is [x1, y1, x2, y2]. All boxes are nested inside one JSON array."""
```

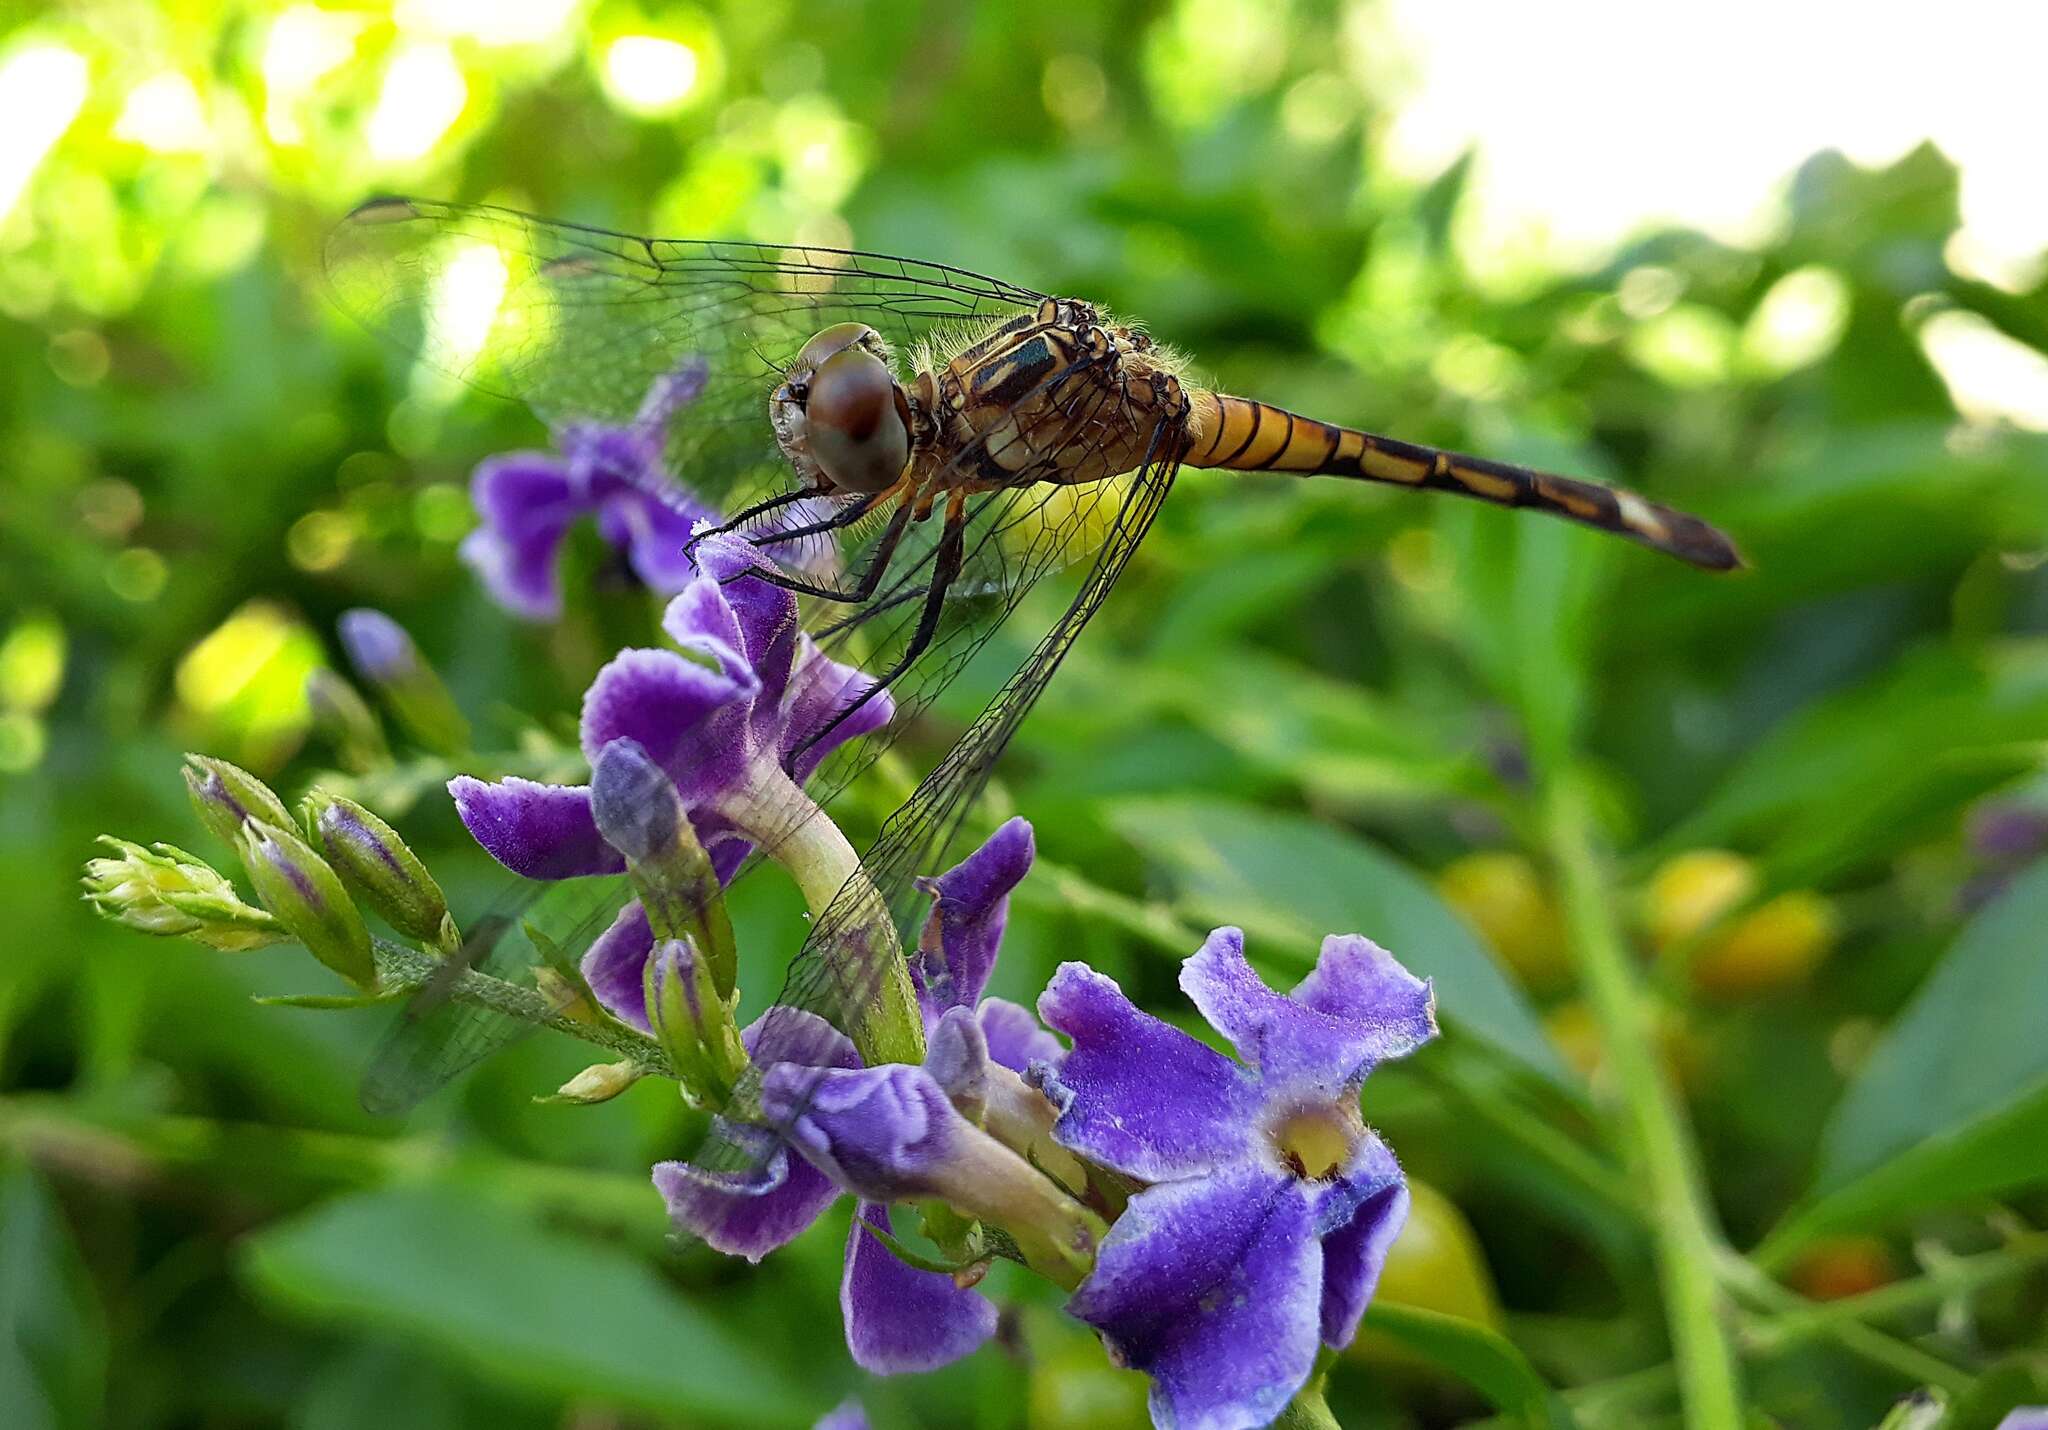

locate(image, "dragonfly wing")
[[689, 420, 1185, 1181], [358, 874, 634, 1115], [325, 198, 1047, 516]]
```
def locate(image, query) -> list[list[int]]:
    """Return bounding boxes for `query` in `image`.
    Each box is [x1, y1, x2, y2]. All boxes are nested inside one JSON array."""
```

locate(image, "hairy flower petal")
[[1067, 1166, 1321, 1430], [1036, 961, 1260, 1181]]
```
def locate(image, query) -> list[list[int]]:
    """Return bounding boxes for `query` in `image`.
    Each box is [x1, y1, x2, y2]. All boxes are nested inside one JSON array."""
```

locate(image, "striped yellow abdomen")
[[1183, 392, 1740, 571]]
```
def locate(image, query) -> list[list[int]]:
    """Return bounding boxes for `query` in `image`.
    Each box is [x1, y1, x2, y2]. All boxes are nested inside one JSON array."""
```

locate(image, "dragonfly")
[[326, 197, 1738, 1134]]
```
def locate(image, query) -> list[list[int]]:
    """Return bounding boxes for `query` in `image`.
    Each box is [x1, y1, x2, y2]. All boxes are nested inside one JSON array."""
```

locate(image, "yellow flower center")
[[1268, 1103, 1357, 1182]]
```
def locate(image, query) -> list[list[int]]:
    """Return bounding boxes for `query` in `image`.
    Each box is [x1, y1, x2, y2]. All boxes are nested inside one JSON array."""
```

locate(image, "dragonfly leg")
[[685, 487, 819, 557], [732, 486, 917, 604], [749, 486, 889, 548], [790, 493, 968, 762]]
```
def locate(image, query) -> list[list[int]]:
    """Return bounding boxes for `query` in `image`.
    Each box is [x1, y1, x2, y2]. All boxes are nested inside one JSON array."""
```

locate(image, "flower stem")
[[1543, 771, 1744, 1428], [729, 770, 924, 1068], [370, 936, 674, 1076]]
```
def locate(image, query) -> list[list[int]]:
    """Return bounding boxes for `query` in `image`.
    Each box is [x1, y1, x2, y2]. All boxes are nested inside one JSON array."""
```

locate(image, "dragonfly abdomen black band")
[[1185, 392, 1741, 572]]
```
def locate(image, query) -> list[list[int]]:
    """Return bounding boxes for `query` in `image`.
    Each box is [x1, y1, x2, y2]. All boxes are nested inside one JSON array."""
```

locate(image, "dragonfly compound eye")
[[804, 345, 911, 494]]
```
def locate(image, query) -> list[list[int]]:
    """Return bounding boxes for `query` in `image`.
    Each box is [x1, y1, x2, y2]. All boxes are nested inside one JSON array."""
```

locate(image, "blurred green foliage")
[[5, 0, 2048, 1426]]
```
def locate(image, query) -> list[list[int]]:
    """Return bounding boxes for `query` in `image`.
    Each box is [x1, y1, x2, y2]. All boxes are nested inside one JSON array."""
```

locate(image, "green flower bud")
[[590, 738, 736, 997], [305, 668, 390, 773], [645, 938, 747, 1108], [81, 837, 286, 951], [337, 609, 470, 755], [236, 820, 375, 987], [303, 790, 454, 948], [183, 754, 294, 850]]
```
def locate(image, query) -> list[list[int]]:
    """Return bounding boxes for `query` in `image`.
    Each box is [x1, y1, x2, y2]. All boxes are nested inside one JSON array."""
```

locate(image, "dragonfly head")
[[771, 323, 912, 495]]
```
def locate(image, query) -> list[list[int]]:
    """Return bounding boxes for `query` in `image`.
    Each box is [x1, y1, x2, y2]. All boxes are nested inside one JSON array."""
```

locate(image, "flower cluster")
[[83, 405, 1440, 1430]]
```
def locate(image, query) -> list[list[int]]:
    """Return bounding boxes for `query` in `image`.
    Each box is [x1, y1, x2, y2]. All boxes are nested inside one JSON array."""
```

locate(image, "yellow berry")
[[1437, 851, 1572, 992], [1691, 889, 1839, 996], [1645, 849, 1757, 950], [1786, 1237, 1896, 1301]]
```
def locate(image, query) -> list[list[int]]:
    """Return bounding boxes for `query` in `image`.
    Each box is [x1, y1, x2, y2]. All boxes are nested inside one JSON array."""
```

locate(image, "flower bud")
[[337, 608, 470, 755], [304, 790, 454, 948], [592, 738, 736, 996], [543, 1060, 645, 1105], [236, 819, 375, 987], [644, 938, 747, 1108], [183, 753, 294, 850], [305, 668, 390, 773], [81, 837, 286, 951]]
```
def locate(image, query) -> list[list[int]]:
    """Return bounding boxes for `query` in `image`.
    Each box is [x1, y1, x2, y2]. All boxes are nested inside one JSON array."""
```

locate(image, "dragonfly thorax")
[[771, 322, 916, 495]]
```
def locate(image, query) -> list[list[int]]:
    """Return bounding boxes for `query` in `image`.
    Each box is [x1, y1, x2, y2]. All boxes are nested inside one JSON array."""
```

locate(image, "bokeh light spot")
[[0, 40, 90, 221], [287, 510, 358, 572], [0, 614, 67, 712], [603, 35, 700, 115], [1920, 309, 2048, 431], [1740, 266, 1850, 377], [366, 43, 467, 162], [174, 601, 321, 761], [112, 72, 211, 154], [0, 712, 46, 773], [108, 548, 169, 602], [413, 482, 472, 541]]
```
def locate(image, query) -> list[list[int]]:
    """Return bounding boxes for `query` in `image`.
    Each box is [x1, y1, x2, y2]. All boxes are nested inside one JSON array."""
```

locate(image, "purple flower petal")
[[689, 535, 800, 698], [1181, 928, 1435, 1091], [652, 1008, 859, 1261], [761, 1063, 967, 1203], [913, 818, 1034, 1019], [1036, 961, 1260, 1182], [1067, 1165, 1322, 1430], [578, 646, 756, 787], [782, 650, 893, 780], [635, 354, 709, 430], [659, 576, 752, 680], [1292, 934, 1437, 1061], [616, 489, 711, 595], [1313, 1134, 1407, 1348], [977, 996, 1061, 1075], [814, 1401, 870, 1430], [653, 1126, 838, 1263], [580, 901, 655, 1031], [841, 1202, 997, 1374], [448, 776, 623, 880], [470, 452, 576, 532]]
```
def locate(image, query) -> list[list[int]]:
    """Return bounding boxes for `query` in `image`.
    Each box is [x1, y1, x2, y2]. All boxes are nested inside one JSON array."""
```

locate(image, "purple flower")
[[1034, 929, 1436, 1430], [450, 532, 892, 981], [461, 359, 715, 620], [649, 821, 1051, 1377]]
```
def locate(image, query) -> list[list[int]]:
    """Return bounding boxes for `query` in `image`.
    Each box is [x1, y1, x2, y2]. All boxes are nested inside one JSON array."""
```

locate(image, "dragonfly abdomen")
[[1184, 392, 1741, 571]]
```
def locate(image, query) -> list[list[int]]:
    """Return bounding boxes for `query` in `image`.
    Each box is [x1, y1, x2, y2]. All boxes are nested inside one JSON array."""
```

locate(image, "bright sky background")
[[1378, 0, 2046, 290]]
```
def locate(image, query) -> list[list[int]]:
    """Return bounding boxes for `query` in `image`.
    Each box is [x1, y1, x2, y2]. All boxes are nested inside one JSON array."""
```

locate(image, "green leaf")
[[1361, 1304, 1574, 1425], [1758, 862, 2048, 1265], [1107, 798, 1570, 1085], [1652, 643, 2048, 885], [0, 1165, 107, 1430], [239, 1184, 821, 1424], [1439, 480, 1611, 773]]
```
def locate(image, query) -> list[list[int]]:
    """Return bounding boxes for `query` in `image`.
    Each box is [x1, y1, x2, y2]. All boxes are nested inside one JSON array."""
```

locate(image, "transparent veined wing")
[[324, 197, 1048, 518]]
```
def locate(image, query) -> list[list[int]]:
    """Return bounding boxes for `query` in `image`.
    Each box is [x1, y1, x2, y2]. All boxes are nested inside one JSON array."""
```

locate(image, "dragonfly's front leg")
[[790, 490, 969, 761], [731, 483, 918, 605]]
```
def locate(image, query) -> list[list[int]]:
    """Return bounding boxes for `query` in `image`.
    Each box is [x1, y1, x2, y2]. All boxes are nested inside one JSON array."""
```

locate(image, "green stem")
[[370, 937, 674, 1077], [1544, 772, 1745, 1428], [730, 768, 924, 1068], [1747, 1233, 2048, 1351], [1717, 1250, 1974, 1394]]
